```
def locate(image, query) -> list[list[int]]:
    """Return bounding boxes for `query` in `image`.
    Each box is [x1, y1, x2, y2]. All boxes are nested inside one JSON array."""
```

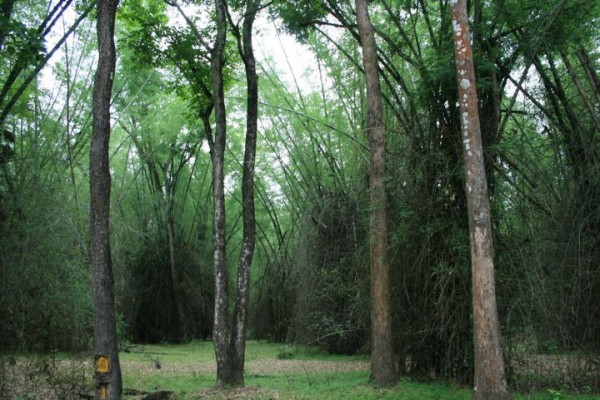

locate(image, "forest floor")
[[2, 341, 599, 399]]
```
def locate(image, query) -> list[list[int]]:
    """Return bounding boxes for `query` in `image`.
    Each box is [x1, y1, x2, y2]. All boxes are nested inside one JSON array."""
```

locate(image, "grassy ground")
[[117, 341, 599, 400], [119, 341, 465, 399], [3, 341, 599, 399]]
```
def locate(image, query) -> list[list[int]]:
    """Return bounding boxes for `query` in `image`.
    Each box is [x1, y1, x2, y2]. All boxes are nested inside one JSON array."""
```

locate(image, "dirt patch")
[[121, 358, 369, 377], [192, 386, 283, 399]]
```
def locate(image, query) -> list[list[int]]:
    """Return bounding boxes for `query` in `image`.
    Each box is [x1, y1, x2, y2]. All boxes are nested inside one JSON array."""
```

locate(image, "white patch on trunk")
[[452, 20, 462, 36], [460, 79, 471, 89], [462, 112, 470, 130]]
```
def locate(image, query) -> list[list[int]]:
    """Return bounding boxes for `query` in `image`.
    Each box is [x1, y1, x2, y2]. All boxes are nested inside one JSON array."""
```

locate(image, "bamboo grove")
[[1, 0, 599, 395]]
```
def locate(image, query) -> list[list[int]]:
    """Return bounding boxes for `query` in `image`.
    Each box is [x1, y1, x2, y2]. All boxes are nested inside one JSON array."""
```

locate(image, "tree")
[[90, 0, 121, 398], [209, 0, 233, 388], [208, 0, 262, 386], [228, 0, 261, 385], [449, 1, 510, 398], [355, 0, 397, 386]]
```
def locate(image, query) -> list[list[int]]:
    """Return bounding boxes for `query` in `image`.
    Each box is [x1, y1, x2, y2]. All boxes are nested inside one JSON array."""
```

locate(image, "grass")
[[116, 341, 600, 400], [3, 341, 599, 399]]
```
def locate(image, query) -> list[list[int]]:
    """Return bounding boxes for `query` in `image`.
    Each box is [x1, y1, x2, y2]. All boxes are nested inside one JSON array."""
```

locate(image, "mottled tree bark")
[[449, 1, 511, 399], [230, 0, 260, 386], [90, 0, 121, 399], [210, 0, 233, 388], [355, 0, 397, 386], [208, 0, 260, 387]]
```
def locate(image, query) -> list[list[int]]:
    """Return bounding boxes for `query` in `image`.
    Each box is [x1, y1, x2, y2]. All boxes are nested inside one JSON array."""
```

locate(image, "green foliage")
[[110, 61, 214, 342], [270, 0, 329, 42], [492, 0, 600, 53], [118, 0, 169, 67], [0, 72, 93, 352]]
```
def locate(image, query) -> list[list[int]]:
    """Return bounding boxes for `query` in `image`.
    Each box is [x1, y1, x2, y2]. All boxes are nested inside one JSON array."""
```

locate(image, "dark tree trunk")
[[90, 0, 121, 399], [230, 0, 260, 386], [210, 0, 233, 388], [354, 0, 397, 386], [449, 1, 511, 399], [0, 0, 15, 51]]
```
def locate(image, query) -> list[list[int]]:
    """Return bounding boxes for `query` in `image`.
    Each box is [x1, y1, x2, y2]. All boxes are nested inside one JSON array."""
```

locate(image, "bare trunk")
[[355, 0, 397, 386], [90, 0, 121, 399], [449, 1, 511, 399], [230, 0, 260, 385], [210, 0, 232, 388]]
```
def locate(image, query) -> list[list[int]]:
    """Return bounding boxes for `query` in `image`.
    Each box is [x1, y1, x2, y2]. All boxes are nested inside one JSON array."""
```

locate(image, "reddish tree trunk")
[[355, 0, 397, 386], [449, 1, 511, 399]]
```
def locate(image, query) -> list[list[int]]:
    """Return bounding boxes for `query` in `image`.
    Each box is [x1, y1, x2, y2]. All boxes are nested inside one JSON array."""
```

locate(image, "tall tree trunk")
[[230, 0, 260, 385], [449, 1, 511, 399], [90, 0, 121, 399], [354, 0, 397, 386], [210, 0, 232, 388]]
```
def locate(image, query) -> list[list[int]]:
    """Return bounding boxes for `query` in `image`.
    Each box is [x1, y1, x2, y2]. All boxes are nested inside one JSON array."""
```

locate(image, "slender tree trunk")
[[576, 48, 600, 105], [449, 1, 511, 399], [560, 49, 600, 130], [355, 0, 397, 386], [210, 0, 233, 388], [90, 0, 121, 399], [230, 0, 260, 385]]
